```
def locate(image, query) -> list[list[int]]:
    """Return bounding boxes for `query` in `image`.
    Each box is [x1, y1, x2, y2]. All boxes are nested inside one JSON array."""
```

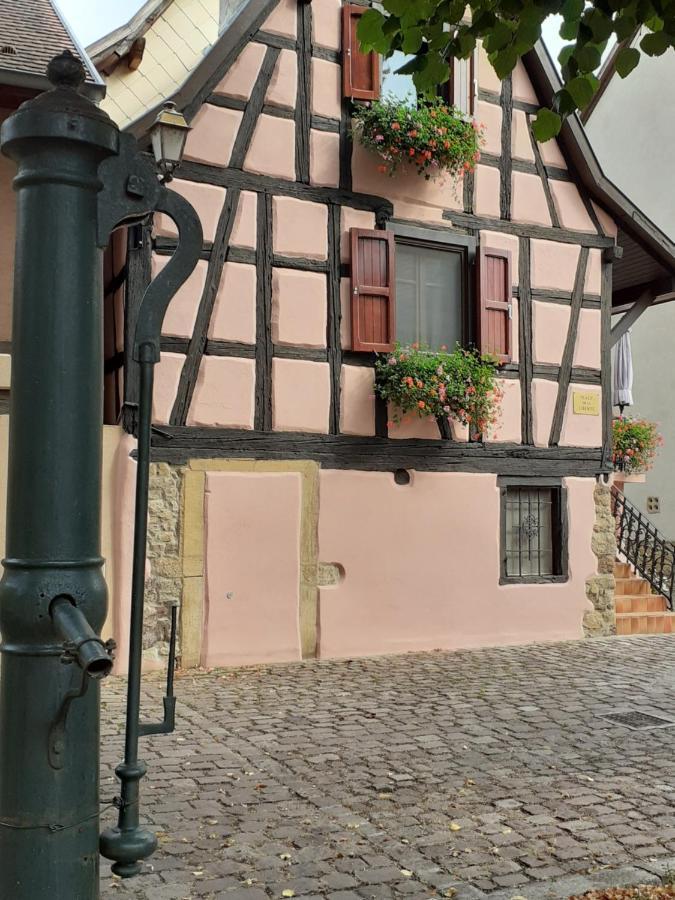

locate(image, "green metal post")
[[0, 55, 118, 898]]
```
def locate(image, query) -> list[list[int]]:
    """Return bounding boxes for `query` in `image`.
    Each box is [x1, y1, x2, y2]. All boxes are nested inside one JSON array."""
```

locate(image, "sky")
[[58, 0, 568, 62], [56, 0, 145, 47]]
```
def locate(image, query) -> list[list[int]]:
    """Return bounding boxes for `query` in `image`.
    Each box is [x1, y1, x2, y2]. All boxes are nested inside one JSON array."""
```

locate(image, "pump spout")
[[51, 596, 114, 680]]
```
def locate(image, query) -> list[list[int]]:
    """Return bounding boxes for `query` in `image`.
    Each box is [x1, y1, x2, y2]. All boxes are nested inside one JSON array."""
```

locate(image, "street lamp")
[[0, 50, 203, 899], [149, 101, 191, 182]]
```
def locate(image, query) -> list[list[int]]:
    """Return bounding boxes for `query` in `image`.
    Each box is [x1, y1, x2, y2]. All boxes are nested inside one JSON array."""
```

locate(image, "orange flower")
[[408, 129, 418, 138], [418, 400, 426, 409], [391, 122, 401, 131]]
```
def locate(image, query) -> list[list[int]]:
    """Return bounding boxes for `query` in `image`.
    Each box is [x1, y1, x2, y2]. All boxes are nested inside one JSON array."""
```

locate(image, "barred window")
[[500, 481, 568, 583]]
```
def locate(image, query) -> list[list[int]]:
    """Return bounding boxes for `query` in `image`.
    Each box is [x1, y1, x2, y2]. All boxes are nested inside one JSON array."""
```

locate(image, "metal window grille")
[[504, 486, 561, 578]]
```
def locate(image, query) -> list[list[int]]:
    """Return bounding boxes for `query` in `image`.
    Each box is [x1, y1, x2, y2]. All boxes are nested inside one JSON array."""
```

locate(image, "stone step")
[[616, 612, 675, 635], [615, 576, 652, 595], [614, 562, 633, 578], [615, 594, 668, 614]]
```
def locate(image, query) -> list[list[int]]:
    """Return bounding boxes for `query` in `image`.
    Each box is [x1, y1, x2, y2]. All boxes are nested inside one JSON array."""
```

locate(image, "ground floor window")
[[499, 478, 568, 583]]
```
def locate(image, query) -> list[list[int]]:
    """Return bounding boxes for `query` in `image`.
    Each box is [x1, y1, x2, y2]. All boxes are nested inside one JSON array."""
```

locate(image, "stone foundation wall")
[[144, 462, 183, 665], [584, 479, 617, 637]]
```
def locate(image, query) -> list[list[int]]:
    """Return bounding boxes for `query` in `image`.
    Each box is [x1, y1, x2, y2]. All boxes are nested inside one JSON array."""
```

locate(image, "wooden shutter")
[[477, 246, 512, 364], [447, 54, 476, 115], [342, 4, 380, 100], [350, 228, 396, 352]]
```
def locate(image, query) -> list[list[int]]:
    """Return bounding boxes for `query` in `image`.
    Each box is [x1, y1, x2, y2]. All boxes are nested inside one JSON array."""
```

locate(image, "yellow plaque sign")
[[573, 390, 600, 416]]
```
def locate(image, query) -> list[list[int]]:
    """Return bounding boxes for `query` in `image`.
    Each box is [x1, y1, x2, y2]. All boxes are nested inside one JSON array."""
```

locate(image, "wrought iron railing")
[[611, 485, 674, 610]]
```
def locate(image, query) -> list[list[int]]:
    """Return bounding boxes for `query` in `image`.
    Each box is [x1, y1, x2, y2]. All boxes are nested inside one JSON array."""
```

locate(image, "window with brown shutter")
[[342, 4, 380, 100], [477, 246, 512, 364], [350, 228, 395, 352]]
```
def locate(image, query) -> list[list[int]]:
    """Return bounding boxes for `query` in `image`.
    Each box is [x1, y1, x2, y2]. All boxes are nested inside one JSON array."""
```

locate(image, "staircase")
[[614, 561, 675, 634], [611, 485, 675, 635]]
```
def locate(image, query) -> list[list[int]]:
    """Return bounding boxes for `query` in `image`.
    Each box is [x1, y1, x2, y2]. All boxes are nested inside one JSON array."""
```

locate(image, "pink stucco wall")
[[272, 268, 327, 347], [152, 254, 206, 338], [155, 179, 225, 243], [318, 470, 596, 658], [273, 358, 331, 433], [153, 352, 184, 424], [209, 261, 257, 344], [203, 470, 303, 666], [245, 114, 296, 180], [188, 356, 256, 429], [214, 41, 266, 100]]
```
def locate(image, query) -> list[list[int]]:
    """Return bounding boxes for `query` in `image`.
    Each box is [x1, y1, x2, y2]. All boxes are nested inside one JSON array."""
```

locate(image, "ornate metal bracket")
[[97, 133, 202, 878]]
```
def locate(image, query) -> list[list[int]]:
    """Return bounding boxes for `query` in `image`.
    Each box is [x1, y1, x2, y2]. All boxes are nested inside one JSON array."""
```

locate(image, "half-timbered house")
[[84, 0, 675, 667]]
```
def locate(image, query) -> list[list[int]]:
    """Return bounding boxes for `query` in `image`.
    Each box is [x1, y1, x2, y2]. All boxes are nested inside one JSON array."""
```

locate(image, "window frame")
[[498, 476, 569, 585], [386, 222, 477, 350]]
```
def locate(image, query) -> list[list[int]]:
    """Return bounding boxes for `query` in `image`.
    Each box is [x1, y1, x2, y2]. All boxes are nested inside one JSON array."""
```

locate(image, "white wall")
[[588, 39, 675, 535], [586, 38, 675, 237], [615, 303, 675, 539]]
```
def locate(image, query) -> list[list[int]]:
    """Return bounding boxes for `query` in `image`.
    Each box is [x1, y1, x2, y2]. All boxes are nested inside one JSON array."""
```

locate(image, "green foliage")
[[352, 96, 484, 180], [375, 343, 503, 435], [356, 1, 675, 141], [612, 416, 663, 474]]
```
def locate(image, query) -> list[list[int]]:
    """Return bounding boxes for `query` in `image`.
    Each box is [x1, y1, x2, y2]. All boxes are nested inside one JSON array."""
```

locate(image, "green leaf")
[[413, 52, 452, 91], [490, 45, 518, 77], [565, 73, 598, 107], [575, 43, 602, 71], [555, 88, 577, 115], [614, 14, 638, 40], [483, 19, 514, 52], [584, 8, 614, 41], [559, 19, 579, 39], [641, 30, 670, 54], [558, 43, 576, 67], [531, 107, 562, 141], [615, 45, 640, 76], [356, 9, 389, 54], [401, 26, 424, 53], [382, 0, 409, 15], [561, 0, 585, 20]]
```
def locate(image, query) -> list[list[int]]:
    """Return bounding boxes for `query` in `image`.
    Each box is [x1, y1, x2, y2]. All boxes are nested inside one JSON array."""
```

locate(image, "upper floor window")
[[348, 225, 513, 363], [381, 51, 416, 103], [395, 240, 465, 350], [342, 4, 476, 113]]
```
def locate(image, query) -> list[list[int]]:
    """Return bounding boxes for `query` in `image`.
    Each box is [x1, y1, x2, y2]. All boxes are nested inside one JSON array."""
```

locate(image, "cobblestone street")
[[101, 636, 675, 900]]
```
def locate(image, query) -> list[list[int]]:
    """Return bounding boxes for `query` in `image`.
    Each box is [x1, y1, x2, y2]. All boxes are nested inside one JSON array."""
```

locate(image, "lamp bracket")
[[96, 132, 203, 364]]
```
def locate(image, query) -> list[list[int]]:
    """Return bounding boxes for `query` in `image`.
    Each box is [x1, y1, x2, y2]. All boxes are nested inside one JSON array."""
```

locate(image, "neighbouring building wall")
[[615, 302, 675, 540], [586, 37, 675, 238], [587, 40, 675, 536]]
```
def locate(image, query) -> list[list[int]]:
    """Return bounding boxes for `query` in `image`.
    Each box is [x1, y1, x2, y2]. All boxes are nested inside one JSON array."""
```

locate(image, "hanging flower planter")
[[352, 97, 485, 182], [375, 343, 503, 441], [612, 416, 663, 476]]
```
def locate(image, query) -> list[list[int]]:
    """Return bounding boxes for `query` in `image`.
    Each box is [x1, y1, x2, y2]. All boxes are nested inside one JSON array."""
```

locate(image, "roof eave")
[[86, 0, 172, 67], [523, 42, 675, 274], [0, 67, 105, 101]]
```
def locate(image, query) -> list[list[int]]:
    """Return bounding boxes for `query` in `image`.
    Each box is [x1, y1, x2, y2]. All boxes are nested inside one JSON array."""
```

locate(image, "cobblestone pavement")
[[101, 636, 675, 900]]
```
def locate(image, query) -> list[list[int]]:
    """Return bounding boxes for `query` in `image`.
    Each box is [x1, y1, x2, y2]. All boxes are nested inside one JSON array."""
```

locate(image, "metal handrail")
[[611, 485, 674, 610]]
